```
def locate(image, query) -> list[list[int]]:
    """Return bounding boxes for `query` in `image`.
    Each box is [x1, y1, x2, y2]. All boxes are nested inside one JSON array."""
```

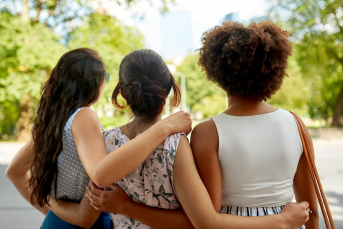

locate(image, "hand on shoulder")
[[160, 111, 192, 136]]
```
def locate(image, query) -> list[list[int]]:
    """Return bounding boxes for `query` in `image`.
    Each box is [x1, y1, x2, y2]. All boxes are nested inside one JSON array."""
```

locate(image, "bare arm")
[[5, 138, 99, 228], [174, 135, 310, 229], [48, 189, 101, 228], [190, 120, 222, 212], [73, 109, 192, 188], [42, 110, 191, 226], [87, 183, 194, 229], [5, 140, 49, 215], [293, 123, 319, 229], [6, 109, 190, 228]]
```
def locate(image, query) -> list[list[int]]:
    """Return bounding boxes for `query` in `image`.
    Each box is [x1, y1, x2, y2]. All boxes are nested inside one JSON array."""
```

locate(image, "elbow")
[[191, 215, 217, 229], [5, 166, 14, 180], [310, 211, 320, 223], [312, 211, 320, 220], [79, 217, 96, 229], [193, 222, 212, 229], [88, 170, 106, 189]]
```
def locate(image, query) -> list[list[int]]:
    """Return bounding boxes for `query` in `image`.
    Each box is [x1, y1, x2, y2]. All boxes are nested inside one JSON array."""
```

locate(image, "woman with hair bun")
[[6, 48, 192, 229], [59, 49, 311, 229]]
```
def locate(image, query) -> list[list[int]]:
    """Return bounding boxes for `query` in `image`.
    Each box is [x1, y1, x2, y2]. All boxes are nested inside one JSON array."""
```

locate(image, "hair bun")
[[125, 81, 142, 97], [112, 49, 181, 119], [130, 79, 167, 118]]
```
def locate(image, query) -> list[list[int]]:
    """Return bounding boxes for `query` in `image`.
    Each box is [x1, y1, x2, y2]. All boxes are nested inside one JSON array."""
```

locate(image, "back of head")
[[30, 48, 106, 207], [112, 49, 180, 119], [198, 21, 292, 101]]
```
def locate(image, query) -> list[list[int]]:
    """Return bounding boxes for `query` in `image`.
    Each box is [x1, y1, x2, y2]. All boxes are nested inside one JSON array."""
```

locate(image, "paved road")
[[0, 165, 45, 229], [0, 131, 342, 228]]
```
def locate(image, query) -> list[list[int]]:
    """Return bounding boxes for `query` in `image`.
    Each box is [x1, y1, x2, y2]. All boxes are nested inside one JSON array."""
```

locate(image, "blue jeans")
[[41, 210, 113, 229]]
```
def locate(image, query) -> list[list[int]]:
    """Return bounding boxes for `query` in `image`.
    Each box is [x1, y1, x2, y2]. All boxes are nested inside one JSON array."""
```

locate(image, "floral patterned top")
[[104, 127, 183, 229]]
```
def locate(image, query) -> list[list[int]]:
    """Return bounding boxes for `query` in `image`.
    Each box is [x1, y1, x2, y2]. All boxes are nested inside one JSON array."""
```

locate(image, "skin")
[[82, 99, 310, 229], [5, 78, 192, 228], [86, 96, 315, 229], [5, 75, 312, 228], [87, 133, 310, 229], [188, 96, 318, 229]]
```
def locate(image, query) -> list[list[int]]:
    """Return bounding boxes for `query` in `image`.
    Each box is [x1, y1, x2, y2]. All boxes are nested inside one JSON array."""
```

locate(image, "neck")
[[225, 95, 276, 116], [131, 114, 162, 129], [124, 113, 163, 139], [227, 96, 264, 109]]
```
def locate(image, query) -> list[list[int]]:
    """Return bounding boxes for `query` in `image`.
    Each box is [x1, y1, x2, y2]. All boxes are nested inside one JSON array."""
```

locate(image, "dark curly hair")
[[112, 49, 181, 119], [198, 21, 292, 101], [30, 48, 106, 207]]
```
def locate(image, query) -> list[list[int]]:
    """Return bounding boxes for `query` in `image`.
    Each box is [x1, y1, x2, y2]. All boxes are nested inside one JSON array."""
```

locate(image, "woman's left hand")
[[86, 182, 133, 214]]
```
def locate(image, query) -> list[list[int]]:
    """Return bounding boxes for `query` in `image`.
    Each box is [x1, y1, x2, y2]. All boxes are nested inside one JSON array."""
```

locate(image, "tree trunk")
[[36, 0, 42, 22], [16, 94, 33, 141], [331, 86, 343, 127], [21, 0, 29, 21]]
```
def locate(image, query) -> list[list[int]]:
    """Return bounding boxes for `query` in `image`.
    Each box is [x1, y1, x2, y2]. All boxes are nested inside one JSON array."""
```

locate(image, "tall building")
[[219, 12, 240, 24], [161, 11, 193, 60]]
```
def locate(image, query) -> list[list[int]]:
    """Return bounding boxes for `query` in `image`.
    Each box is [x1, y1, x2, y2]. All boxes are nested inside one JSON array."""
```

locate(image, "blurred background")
[[0, 0, 342, 228]]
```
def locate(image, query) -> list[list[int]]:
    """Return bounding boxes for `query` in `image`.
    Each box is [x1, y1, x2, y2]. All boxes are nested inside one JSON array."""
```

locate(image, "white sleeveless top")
[[211, 108, 303, 207]]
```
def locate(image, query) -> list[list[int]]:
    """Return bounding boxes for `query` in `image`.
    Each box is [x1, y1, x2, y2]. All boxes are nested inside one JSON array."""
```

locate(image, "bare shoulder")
[[71, 108, 102, 133], [178, 134, 191, 150], [190, 119, 218, 155], [191, 119, 217, 138]]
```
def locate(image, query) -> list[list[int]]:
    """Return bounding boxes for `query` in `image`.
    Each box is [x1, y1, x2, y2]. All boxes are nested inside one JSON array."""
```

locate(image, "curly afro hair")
[[198, 21, 292, 101]]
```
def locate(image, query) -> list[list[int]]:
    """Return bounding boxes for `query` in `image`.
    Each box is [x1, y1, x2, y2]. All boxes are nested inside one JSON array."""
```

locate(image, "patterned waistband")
[[220, 205, 286, 216], [220, 205, 305, 229]]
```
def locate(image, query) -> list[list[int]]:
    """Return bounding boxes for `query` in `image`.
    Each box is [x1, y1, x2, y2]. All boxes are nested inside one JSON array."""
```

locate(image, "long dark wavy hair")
[[29, 48, 106, 206], [112, 49, 181, 119]]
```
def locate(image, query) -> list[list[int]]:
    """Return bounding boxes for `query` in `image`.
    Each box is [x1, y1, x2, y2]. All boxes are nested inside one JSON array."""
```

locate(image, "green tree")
[[270, 0, 343, 125], [0, 11, 67, 139], [268, 56, 308, 115], [176, 54, 225, 111], [0, 0, 170, 139], [68, 12, 144, 129], [192, 94, 227, 118]]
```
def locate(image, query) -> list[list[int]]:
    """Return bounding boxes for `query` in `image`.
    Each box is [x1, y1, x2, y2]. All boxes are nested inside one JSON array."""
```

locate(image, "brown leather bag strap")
[[290, 111, 335, 229]]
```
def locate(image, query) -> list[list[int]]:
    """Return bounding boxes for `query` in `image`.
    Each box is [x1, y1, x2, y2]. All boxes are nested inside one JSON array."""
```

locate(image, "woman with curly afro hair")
[[191, 21, 319, 229]]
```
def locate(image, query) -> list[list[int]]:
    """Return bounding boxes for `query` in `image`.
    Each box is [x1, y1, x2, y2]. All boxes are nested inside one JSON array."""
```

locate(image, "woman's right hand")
[[160, 111, 192, 135], [280, 201, 310, 228], [86, 182, 133, 215]]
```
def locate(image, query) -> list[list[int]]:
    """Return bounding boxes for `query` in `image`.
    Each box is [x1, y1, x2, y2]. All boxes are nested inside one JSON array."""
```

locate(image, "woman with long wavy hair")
[[6, 48, 192, 228], [42, 49, 310, 229]]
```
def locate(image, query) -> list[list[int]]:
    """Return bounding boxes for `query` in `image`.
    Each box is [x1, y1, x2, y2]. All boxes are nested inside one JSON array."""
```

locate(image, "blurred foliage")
[[270, 0, 343, 125], [100, 116, 130, 131], [0, 0, 171, 139], [178, 54, 309, 118], [69, 12, 144, 126], [0, 11, 67, 138], [268, 56, 308, 115], [193, 94, 227, 118], [0, 0, 172, 41], [0, 11, 67, 102], [0, 3, 146, 138], [176, 54, 226, 112]]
